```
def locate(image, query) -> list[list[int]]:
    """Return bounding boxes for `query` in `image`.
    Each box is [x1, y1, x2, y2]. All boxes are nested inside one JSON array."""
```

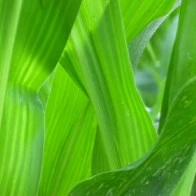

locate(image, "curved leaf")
[[160, 0, 196, 129], [173, 152, 196, 196], [60, 0, 157, 171], [129, 0, 181, 68], [69, 78, 196, 196], [38, 65, 97, 195], [120, 0, 175, 42], [0, 0, 81, 195]]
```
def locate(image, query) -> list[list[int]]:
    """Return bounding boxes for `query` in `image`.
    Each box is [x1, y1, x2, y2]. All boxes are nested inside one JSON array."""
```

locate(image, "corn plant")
[[0, 0, 195, 195]]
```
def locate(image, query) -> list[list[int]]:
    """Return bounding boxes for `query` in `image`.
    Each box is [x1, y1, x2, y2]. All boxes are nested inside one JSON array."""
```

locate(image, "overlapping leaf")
[[134, 7, 179, 119], [160, 0, 196, 129], [60, 0, 157, 172], [69, 0, 196, 194], [69, 78, 196, 195], [129, 0, 181, 68], [0, 0, 81, 195], [37, 65, 97, 195], [0, 0, 194, 195], [158, 0, 196, 193], [119, 0, 175, 42], [173, 152, 196, 196]]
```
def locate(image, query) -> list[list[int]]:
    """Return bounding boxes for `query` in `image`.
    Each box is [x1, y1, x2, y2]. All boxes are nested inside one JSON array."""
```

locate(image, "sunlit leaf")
[[120, 0, 176, 42], [69, 78, 196, 196], [0, 0, 81, 194], [60, 0, 157, 171], [129, 0, 181, 68], [173, 152, 196, 196], [69, 0, 196, 194], [38, 65, 97, 195], [160, 0, 196, 129]]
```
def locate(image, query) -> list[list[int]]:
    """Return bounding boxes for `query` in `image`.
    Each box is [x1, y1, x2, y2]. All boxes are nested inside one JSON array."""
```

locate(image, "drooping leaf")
[[0, 0, 81, 195]]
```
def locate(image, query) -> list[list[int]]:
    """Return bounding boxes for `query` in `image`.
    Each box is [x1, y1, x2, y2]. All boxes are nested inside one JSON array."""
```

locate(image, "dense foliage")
[[0, 0, 195, 195]]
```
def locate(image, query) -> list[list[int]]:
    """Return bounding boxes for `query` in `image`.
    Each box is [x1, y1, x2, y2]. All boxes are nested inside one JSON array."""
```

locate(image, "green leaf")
[[129, 0, 181, 68], [191, 177, 196, 196], [69, 78, 196, 196], [160, 0, 196, 190], [120, 0, 176, 42], [37, 65, 97, 195], [69, 0, 196, 194], [92, 128, 111, 175], [0, 0, 81, 195], [134, 7, 179, 119], [173, 152, 196, 196], [160, 0, 196, 129], [60, 0, 157, 171]]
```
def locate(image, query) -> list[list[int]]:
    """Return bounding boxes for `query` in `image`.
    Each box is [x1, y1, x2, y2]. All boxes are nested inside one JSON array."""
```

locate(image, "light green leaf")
[[134, 7, 179, 120], [173, 152, 196, 196], [69, 0, 196, 194], [37, 65, 97, 195], [191, 177, 196, 196], [0, 0, 81, 195], [129, 0, 181, 68], [69, 78, 196, 196], [92, 128, 111, 175], [60, 0, 157, 171], [120, 0, 176, 42], [160, 0, 196, 129], [158, 0, 196, 192]]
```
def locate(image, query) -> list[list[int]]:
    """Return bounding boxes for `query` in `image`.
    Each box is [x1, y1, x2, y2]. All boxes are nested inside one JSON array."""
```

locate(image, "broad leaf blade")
[[129, 0, 181, 68], [159, 0, 196, 129], [69, 78, 196, 196], [0, 0, 81, 195], [38, 65, 97, 195], [173, 152, 196, 196], [120, 0, 175, 42], [69, 0, 196, 194], [92, 128, 111, 175], [134, 9, 179, 120], [61, 0, 157, 171], [159, 0, 196, 191]]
